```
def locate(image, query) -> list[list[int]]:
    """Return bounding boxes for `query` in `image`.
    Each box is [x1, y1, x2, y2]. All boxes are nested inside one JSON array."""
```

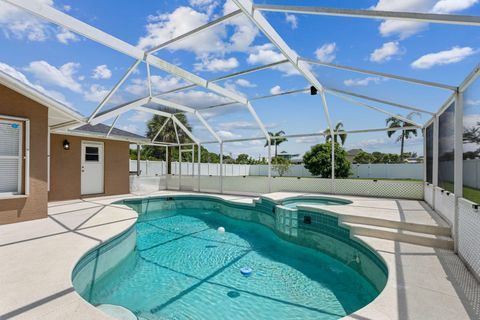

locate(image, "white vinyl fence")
[[130, 160, 423, 180], [130, 175, 424, 199]]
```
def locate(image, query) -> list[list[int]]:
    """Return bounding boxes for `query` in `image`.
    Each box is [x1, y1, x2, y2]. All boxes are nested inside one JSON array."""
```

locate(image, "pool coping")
[[0, 191, 478, 319]]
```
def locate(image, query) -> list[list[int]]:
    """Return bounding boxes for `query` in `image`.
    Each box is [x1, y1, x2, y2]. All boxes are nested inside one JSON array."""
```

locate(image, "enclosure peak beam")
[[254, 4, 480, 27]]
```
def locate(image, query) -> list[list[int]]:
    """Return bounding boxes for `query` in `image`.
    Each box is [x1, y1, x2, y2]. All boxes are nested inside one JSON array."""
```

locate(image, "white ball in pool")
[[217, 227, 225, 235]]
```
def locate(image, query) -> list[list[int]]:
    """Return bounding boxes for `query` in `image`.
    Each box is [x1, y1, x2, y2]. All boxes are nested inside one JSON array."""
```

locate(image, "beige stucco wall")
[[0, 85, 48, 225], [49, 134, 130, 201]]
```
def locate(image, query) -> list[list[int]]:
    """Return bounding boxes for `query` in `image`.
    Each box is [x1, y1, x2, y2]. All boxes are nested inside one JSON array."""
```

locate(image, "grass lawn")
[[440, 182, 480, 204], [462, 186, 480, 204]]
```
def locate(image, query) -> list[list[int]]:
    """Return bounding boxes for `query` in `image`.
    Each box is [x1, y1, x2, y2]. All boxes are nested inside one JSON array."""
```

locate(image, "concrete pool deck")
[[0, 191, 478, 319]]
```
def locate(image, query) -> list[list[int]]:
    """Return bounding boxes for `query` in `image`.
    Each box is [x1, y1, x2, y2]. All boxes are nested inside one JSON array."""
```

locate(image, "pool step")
[[342, 222, 454, 250], [338, 214, 451, 237]]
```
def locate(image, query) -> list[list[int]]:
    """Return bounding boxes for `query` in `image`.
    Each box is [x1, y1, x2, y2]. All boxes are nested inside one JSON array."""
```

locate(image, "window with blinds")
[[0, 120, 22, 194]]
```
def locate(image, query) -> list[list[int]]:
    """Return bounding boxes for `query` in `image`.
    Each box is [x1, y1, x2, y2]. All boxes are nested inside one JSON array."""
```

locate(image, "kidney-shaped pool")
[[72, 195, 387, 320]]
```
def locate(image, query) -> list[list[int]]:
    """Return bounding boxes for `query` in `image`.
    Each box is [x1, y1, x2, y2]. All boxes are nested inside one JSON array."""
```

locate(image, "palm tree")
[[464, 122, 480, 144], [386, 112, 419, 161], [143, 114, 192, 173], [324, 122, 347, 145], [264, 130, 288, 157]]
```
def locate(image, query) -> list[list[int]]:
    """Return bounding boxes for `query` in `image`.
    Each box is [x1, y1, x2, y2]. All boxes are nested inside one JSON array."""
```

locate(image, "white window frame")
[[0, 115, 30, 196]]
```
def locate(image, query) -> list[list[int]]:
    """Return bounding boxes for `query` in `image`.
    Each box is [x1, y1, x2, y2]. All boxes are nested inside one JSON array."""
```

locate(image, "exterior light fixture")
[[310, 86, 318, 95], [63, 139, 70, 150]]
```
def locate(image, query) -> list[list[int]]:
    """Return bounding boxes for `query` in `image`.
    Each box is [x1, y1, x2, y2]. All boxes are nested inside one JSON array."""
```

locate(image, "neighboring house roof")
[[73, 123, 149, 142], [278, 151, 300, 157], [0, 70, 85, 128]]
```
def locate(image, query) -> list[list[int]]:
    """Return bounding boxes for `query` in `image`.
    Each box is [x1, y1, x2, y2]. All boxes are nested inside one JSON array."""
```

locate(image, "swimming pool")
[[72, 196, 387, 320]]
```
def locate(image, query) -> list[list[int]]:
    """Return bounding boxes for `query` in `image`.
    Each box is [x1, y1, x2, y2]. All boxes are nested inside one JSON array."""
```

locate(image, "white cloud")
[[189, 0, 218, 15], [129, 111, 151, 123], [138, 7, 219, 54], [92, 64, 112, 79], [315, 43, 336, 63], [217, 130, 241, 139], [466, 99, 480, 106], [120, 124, 141, 134], [285, 13, 298, 29], [164, 89, 232, 111], [346, 138, 390, 150], [378, 20, 428, 40], [137, 3, 258, 57], [223, 0, 259, 53], [125, 75, 186, 96], [189, 0, 215, 5], [0, 61, 69, 105], [83, 84, 109, 102], [247, 43, 298, 76], [372, 0, 435, 39], [411, 46, 475, 69], [0, 1, 82, 44], [295, 136, 321, 144], [235, 79, 256, 88], [344, 77, 386, 86], [372, 0, 478, 39], [56, 28, 79, 44], [223, 80, 247, 98], [63, 5, 72, 12], [0, 0, 54, 41], [25, 60, 82, 93], [432, 0, 479, 14], [219, 121, 259, 131], [194, 57, 239, 72], [270, 85, 283, 95], [345, 135, 422, 151], [370, 41, 401, 62]]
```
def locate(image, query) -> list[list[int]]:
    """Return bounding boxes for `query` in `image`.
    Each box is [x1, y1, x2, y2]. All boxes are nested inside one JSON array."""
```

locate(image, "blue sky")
[[0, 0, 478, 158]]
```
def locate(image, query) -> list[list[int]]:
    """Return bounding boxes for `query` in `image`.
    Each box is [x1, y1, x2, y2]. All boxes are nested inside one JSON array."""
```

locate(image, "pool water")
[[82, 207, 379, 320]]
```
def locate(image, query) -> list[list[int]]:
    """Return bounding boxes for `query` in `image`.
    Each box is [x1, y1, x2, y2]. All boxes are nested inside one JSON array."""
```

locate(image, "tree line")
[[131, 112, 420, 178]]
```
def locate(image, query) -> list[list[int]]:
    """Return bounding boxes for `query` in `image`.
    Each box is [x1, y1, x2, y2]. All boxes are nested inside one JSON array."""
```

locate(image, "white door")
[[81, 141, 104, 195]]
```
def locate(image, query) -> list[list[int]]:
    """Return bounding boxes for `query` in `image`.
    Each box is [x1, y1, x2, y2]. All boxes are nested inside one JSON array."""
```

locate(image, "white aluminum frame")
[[3, 0, 480, 220]]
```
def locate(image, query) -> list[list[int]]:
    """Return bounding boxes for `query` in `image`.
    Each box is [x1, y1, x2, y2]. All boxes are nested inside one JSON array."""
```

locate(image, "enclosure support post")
[[136, 144, 141, 176], [268, 139, 272, 193], [165, 146, 169, 190], [331, 135, 335, 194], [453, 90, 464, 253], [423, 128, 427, 182], [192, 146, 195, 177], [197, 144, 201, 192], [179, 145, 182, 191], [432, 115, 439, 209], [220, 142, 224, 193]]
